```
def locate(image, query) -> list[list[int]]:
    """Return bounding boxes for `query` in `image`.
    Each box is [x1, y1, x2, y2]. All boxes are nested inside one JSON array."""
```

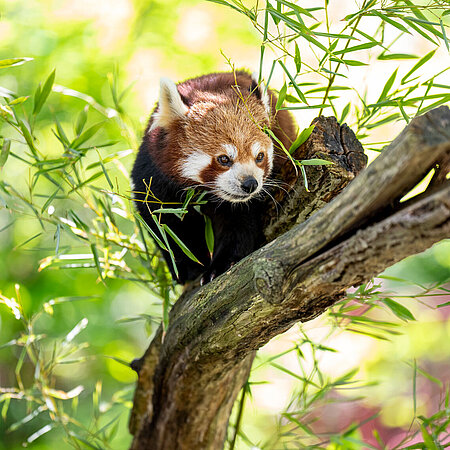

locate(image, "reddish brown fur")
[[143, 71, 297, 186]]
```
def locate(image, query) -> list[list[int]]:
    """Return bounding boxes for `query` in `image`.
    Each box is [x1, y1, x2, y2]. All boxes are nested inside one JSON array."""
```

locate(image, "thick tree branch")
[[130, 106, 450, 450]]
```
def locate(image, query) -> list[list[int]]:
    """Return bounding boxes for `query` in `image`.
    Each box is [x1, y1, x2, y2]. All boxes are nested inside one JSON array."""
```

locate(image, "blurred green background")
[[0, 0, 449, 449]]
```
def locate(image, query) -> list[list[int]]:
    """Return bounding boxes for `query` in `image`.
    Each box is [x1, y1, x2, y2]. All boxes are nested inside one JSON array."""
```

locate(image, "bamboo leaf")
[[204, 214, 214, 255], [70, 121, 105, 149], [299, 158, 333, 166], [289, 125, 315, 154], [440, 19, 449, 52], [378, 53, 419, 60], [294, 42, 301, 73], [134, 213, 168, 251], [340, 103, 350, 123], [276, 83, 287, 110], [333, 41, 379, 55], [402, 50, 436, 84], [90, 244, 103, 280], [370, 10, 411, 34], [75, 105, 89, 137], [420, 424, 438, 450], [0, 138, 11, 167], [380, 298, 415, 321], [275, 0, 315, 19], [0, 57, 33, 69], [9, 96, 29, 105], [17, 119, 39, 156], [33, 69, 55, 115], [163, 224, 202, 264], [278, 60, 307, 103], [377, 68, 398, 102]]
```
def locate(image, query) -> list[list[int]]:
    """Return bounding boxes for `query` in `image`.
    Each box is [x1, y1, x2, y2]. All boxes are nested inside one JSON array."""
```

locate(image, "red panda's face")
[[150, 76, 275, 203], [178, 98, 274, 203]]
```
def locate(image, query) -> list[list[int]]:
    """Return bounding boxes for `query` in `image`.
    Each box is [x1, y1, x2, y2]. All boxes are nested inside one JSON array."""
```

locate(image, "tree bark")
[[129, 106, 450, 450]]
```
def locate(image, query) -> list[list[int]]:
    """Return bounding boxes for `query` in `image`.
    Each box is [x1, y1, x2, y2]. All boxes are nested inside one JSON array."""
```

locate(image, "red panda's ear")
[[150, 78, 188, 131], [251, 72, 271, 117]]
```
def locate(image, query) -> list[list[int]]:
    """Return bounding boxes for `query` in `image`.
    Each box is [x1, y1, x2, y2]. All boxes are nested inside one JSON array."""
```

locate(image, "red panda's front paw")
[[200, 270, 217, 286], [200, 261, 236, 286]]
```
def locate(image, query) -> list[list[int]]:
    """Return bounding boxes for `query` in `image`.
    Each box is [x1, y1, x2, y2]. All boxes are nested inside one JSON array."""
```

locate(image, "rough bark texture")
[[130, 106, 450, 450]]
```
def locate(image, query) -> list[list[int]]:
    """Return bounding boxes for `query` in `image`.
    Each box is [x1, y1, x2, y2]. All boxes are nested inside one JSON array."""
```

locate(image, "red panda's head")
[[149, 73, 275, 203]]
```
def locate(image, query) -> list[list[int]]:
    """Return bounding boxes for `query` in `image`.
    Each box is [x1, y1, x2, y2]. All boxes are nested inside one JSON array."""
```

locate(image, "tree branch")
[[130, 106, 450, 450]]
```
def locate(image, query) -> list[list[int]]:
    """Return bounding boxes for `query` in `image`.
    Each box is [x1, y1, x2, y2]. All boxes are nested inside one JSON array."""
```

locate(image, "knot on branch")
[[264, 116, 367, 241], [253, 258, 285, 304]]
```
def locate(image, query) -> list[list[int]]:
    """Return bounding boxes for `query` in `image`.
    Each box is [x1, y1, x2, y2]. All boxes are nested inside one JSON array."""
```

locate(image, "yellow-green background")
[[0, 0, 449, 449]]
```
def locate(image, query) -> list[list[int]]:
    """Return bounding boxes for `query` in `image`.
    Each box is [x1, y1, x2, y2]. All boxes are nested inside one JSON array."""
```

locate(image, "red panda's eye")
[[256, 152, 264, 162], [218, 155, 231, 166]]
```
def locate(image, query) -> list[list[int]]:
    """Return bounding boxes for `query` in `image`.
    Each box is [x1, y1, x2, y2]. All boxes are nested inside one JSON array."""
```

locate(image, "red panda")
[[131, 71, 297, 284]]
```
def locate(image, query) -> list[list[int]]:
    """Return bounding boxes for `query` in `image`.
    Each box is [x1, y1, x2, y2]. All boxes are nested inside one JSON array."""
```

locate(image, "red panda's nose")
[[241, 177, 258, 194]]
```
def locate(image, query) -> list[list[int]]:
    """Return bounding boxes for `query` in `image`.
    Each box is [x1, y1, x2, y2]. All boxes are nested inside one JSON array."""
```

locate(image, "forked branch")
[[130, 106, 450, 450]]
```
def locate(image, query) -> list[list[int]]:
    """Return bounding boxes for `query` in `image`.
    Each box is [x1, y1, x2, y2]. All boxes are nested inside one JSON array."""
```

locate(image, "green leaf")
[[204, 215, 214, 255], [340, 103, 350, 123], [40, 186, 61, 214], [0, 57, 33, 69], [334, 59, 368, 66], [152, 208, 186, 214], [402, 50, 436, 84], [440, 19, 449, 52], [163, 224, 202, 265], [380, 298, 415, 321], [279, 61, 307, 104], [267, 3, 281, 25], [53, 116, 70, 146], [33, 69, 55, 115], [289, 124, 315, 154], [134, 213, 168, 252], [276, 83, 287, 110], [96, 149, 114, 190], [397, 100, 410, 123], [75, 106, 89, 137], [0, 138, 11, 167], [299, 158, 333, 166], [370, 10, 411, 34], [90, 244, 103, 280], [417, 94, 450, 114], [294, 42, 301, 73], [378, 53, 419, 60], [205, 0, 246, 16], [299, 164, 309, 192], [281, 104, 330, 110], [17, 119, 39, 156], [420, 425, 438, 450], [275, 0, 315, 19], [70, 121, 105, 149], [402, 17, 438, 46], [333, 41, 380, 55], [8, 96, 29, 105], [377, 68, 398, 102], [163, 287, 170, 332]]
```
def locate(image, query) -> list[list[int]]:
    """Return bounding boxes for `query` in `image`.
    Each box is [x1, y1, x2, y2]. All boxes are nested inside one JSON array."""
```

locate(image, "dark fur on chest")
[[132, 138, 265, 283], [131, 71, 297, 284]]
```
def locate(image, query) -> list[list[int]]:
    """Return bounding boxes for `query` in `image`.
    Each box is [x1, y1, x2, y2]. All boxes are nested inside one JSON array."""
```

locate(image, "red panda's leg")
[[201, 203, 264, 284]]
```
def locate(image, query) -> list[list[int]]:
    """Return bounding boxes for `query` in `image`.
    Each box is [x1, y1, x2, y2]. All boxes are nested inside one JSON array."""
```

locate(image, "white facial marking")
[[215, 161, 265, 203], [150, 77, 188, 132], [267, 141, 274, 172], [251, 72, 271, 117], [222, 143, 237, 160], [180, 151, 211, 182], [251, 142, 262, 158]]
